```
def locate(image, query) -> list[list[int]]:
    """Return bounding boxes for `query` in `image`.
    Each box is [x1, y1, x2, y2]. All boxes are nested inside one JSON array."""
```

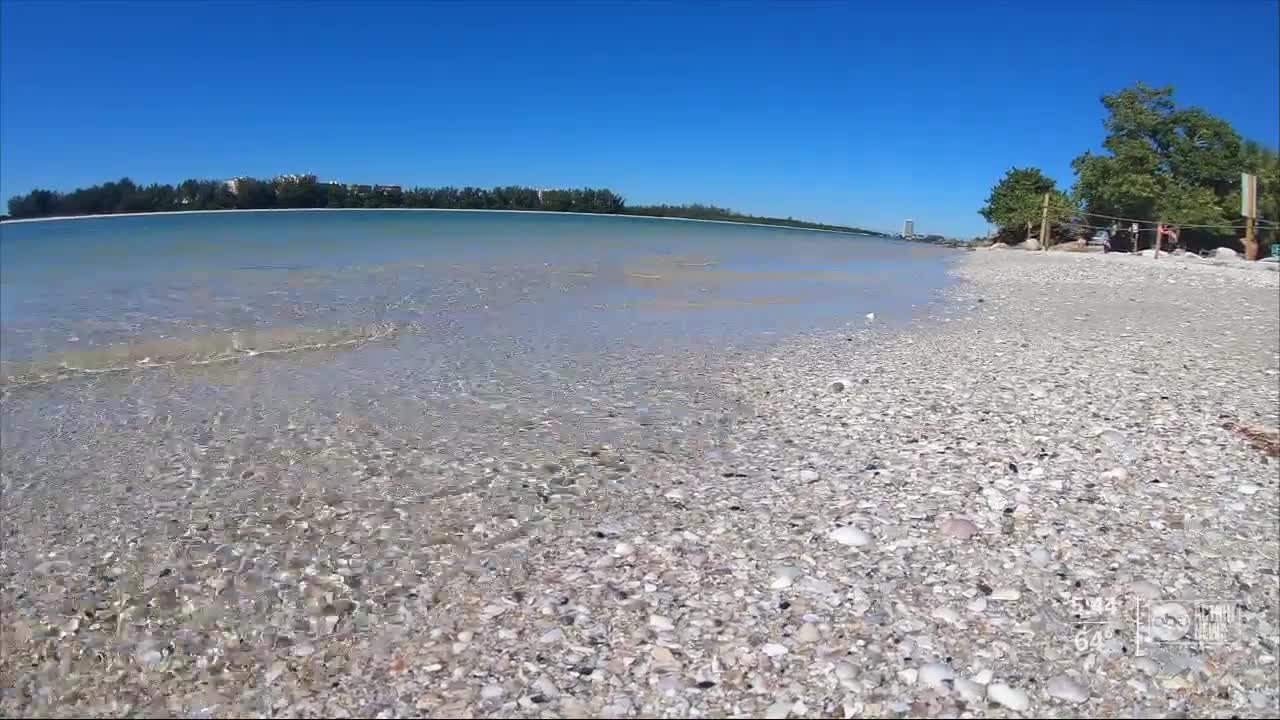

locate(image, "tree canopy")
[[980, 82, 1278, 257], [4, 176, 886, 236], [978, 167, 1072, 244]]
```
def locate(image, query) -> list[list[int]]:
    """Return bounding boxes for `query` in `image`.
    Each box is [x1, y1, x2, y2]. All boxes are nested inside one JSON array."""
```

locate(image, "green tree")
[[978, 167, 1069, 244], [1071, 83, 1252, 254]]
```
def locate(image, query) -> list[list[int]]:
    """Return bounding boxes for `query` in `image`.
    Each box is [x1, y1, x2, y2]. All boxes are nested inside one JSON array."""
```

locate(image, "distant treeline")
[[2, 175, 886, 236]]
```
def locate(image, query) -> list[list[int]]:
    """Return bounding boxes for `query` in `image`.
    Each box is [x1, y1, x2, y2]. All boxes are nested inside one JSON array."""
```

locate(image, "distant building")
[[903, 219, 915, 238], [374, 185, 402, 194]]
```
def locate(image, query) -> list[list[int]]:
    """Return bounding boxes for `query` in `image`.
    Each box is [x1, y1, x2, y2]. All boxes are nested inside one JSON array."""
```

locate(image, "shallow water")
[[1, 209, 956, 527], [1, 210, 958, 707]]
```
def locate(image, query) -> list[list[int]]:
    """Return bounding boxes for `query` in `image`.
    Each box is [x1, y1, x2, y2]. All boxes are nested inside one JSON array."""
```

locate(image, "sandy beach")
[[3, 248, 1278, 718]]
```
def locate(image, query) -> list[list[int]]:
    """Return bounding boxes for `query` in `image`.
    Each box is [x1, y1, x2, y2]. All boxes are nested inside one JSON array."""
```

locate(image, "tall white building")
[[903, 219, 914, 238]]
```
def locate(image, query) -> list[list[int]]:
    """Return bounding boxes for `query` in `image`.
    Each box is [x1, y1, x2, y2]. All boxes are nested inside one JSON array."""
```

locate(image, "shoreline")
[[2, 251, 1276, 717], [0, 206, 891, 239]]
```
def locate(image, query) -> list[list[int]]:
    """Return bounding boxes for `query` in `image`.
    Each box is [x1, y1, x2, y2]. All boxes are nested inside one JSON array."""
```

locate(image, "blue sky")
[[2, 1, 1277, 236]]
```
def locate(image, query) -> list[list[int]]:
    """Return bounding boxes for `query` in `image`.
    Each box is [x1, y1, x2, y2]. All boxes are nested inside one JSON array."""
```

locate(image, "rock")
[[918, 662, 956, 688], [265, 661, 286, 685], [988, 682, 1031, 711], [967, 596, 988, 613], [940, 517, 980, 540], [897, 668, 919, 685], [1238, 483, 1260, 495], [1133, 656, 1160, 675], [828, 526, 871, 547], [533, 675, 560, 699], [971, 668, 994, 685], [540, 627, 565, 643], [1130, 579, 1161, 600], [771, 566, 803, 589], [762, 643, 789, 657], [797, 623, 821, 643], [1214, 247, 1240, 259], [1100, 467, 1130, 482], [931, 606, 961, 625], [1020, 238, 1041, 251], [480, 684, 505, 700], [1029, 548, 1052, 568], [990, 587, 1022, 601], [788, 469, 820, 482], [765, 701, 793, 719], [1046, 674, 1091, 704], [954, 678, 986, 702], [613, 542, 635, 557], [989, 242, 1010, 250], [983, 490, 1010, 512], [291, 642, 316, 657], [828, 378, 851, 393], [663, 487, 686, 500], [649, 615, 675, 632], [650, 646, 679, 669], [1094, 427, 1125, 446]]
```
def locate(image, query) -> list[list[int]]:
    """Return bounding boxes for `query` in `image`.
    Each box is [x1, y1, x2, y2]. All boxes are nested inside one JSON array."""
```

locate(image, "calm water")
[[1, 210, 953, 499]]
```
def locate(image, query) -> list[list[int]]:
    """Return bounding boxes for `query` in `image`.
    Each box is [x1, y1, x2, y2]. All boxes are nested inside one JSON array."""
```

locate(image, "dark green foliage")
[[5, 176, 881, 235], [623, 203, 885, 235]]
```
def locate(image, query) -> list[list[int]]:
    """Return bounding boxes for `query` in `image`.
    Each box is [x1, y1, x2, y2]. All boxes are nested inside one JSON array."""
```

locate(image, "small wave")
[[0, 322, 400, 390]]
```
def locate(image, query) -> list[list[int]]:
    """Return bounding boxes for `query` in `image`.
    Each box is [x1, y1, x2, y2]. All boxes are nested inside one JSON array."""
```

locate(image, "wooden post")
[[1244, 215, 1257, 260], [1038, 192, 1051, 252], [1154, 222, 1162, 259]]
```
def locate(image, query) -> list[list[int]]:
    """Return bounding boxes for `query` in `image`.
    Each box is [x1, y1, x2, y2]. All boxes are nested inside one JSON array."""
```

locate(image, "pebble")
[[480, 684, 504, 700], [983, 490, 1010, 512], [828, 378, 850, 393], [954, 678, 986, 702], [967, 596, 988, 613], [762, 643, 789, 657], [1132, 657, 1160, 675], [940, 517, 980, 539], [1238, 483, 1260, 495], [988, 682, 1031, 711], [797, 623, 821, 643], [290, 642, 316, 657], [990, 587, 1022, 601], [918, 662, 956, 688], [540, 627, 564, 643], [649, 615, 675, 632], [1046, 674, 1091, 704], [765, 701, 793, 719], [1029, 547, 1052, 567], [1130, 579, 1162, 600], [613, 542, 635, 557], [971, 668, 994, 685], [771, 566, 802, 589], [1100, 467, 1130, 482], [650, 646, 678, 669], [930, 606, 961, 624], [790, 469, 820, 482], [828, 526, 871, 547]]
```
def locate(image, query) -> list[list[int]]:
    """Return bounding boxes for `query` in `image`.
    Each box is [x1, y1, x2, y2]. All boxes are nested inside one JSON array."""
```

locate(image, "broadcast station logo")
[[1072, 594, 1245, 654]]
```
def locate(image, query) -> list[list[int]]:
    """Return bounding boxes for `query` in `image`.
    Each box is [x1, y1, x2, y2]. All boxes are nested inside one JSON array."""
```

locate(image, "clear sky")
[[2, 0, 1277, 236]]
